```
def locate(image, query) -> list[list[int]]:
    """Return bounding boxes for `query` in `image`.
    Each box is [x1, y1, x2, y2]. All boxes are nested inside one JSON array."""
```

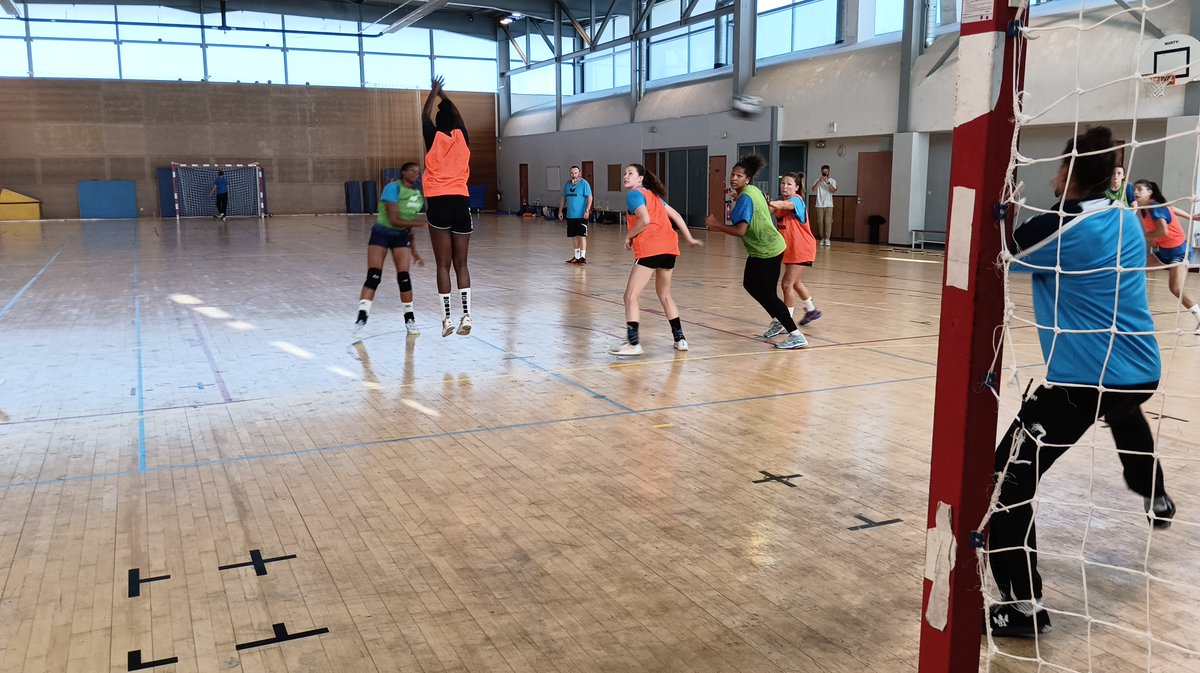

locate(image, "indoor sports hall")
[[1, 2, 1199, 673]]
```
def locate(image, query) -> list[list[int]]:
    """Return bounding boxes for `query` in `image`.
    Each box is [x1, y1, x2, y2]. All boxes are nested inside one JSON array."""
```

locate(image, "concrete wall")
[[0, 79, 498, 218]]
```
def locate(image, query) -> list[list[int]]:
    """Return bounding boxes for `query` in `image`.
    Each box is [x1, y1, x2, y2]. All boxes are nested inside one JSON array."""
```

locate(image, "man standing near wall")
[[811, 165, 837, 246], [209, 170, 229, 222], [559, 165, 593, 264]]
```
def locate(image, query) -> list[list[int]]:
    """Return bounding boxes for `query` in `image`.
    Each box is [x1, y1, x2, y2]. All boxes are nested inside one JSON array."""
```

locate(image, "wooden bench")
[[911, 229, 947, 249]]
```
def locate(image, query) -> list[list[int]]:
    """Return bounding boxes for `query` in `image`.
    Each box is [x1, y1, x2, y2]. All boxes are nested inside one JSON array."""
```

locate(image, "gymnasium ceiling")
[[17, 1, 628, 41]]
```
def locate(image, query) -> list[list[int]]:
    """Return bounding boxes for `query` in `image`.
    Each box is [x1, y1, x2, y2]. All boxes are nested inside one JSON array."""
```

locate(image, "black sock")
[[626, 321, 640, 345], [669, 317, 683, 341], [404, 311, 415, 322], [356, 310, 368, 323]]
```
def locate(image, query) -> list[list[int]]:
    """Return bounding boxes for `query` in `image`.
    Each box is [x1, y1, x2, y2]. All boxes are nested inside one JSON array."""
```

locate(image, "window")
[[117, 5, 201, 42], [876, 0, 905, 34], [649, 34, 688, 80], [651, 0, 681, 28], [0, 38, 29, 76], [756, 9, 792, 59], [433, 30, 494, 59], [120, 42, 203, 81], [0, 16, 26, 37], [206, 45, 284, 83], [793, 0, 839, 52], [689, 28, 715, 72], [32, 39, 119, 78], [583, 52, 614, 92], [432, 56, 496, 93], [364, 28, 430, 55], [285, 16, 359, 51], [27, 4, 116, 39], [203, 12, 282, 48], [287, 49, 361, 87], [364, 54, 430, 88], [510, 65, 556, 95]]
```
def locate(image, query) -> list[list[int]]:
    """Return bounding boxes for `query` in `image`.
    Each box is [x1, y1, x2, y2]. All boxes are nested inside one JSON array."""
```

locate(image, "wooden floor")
[[0, 214, 1197, 673]]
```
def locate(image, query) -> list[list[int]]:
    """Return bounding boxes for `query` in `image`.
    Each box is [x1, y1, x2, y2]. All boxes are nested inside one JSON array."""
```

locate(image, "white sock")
[[790, 329, 803, 337], [358, 299, 372, 314], [579, 248, 586, 258], [403, 302, 414, 315], [804, 298, 816, 312], [440, 293, 451, 319], [1190, 304, 1200, 319], [460, 288, 471, 316], [786, 306, 795, 317], [574, 249, 582, 259]]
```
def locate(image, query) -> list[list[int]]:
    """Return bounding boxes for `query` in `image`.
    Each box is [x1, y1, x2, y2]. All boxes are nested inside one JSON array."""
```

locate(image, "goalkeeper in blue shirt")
[[208, 170, 229, 221], [985, 126, 1174, 637]]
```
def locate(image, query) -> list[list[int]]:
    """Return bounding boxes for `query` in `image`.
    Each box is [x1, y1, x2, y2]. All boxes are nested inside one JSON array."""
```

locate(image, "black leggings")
[[988, 383, 1164, 603], [743, 254, 798, 332]]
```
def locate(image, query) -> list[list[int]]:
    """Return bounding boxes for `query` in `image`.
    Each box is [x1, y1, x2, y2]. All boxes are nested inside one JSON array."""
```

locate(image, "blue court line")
[[0, 241, 69, 320], [132, 224, 146, 473], [470, 335, 635, 412], [0, 374, 935, 491]]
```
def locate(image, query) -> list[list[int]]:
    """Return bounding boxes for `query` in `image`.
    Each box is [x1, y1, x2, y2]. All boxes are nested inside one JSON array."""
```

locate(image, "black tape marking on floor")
[[128, 568, 170, 598], [752, 470, 801, 488], [218, 549, 297, 576], [127, 650, 178, 671], [848, 514, 903, 531], [235, 622, 330, 651]]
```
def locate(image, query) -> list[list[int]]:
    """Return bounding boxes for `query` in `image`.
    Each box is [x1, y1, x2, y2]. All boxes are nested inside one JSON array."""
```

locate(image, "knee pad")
[[397, 271, 412, 293], [364, 267, 383, 290]]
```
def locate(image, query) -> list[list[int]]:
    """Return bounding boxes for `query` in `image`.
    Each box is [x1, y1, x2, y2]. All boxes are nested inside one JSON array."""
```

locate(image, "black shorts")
[[566, 218, 588, 237], [426, 195, 473, 234], [635, 254, 677, 270], [368, 222, 412, 249], [786, 261, 814, 267]]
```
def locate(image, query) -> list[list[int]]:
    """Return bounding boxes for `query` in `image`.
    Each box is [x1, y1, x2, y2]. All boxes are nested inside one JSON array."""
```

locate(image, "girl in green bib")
[[705, 155, 808, 349]]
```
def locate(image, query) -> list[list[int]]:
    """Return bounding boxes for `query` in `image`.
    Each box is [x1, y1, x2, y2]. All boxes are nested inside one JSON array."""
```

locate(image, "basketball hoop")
[[1141, 73, 1176, 97]]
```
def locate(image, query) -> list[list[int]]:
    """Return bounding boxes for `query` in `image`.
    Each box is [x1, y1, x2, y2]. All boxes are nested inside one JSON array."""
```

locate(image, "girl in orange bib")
[[610, 164, 703, 356], [1133, 180, 1200, 332], [767, 172, 821, 335]]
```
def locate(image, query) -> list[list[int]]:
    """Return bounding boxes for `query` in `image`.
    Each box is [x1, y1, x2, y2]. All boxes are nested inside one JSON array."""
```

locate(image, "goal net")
[[921, 1, 1200, 672], [171, 163, 264, 219]]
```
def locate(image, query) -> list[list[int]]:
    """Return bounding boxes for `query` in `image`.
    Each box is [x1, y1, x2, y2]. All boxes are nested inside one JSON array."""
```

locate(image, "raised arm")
[[422, 76, 442, 121]]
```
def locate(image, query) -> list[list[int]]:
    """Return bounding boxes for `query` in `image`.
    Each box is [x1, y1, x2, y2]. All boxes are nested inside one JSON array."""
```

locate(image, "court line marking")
[[0, 375, 935, 490], [0, 241, 69, 320], [133, 226, 146, 473], [187, 309, 234, 403]]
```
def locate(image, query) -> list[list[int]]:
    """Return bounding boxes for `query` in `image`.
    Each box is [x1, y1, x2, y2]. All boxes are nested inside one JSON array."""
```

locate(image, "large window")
[[759, 0, 840, 56], [0, 4, 496, 91], [875, 0, 905, 34], [649, 19, 720, 81]]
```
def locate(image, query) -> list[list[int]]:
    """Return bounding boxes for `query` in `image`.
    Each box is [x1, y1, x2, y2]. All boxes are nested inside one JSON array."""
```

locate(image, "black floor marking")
[[127, 650, 178, 671], [218, 549, 297, 576], [1146, 411, 1188, 423], [752, 471, 801, 488], [848, 514, 903, 531], [235, 622, 330, 651], [128, 568, 170, 598]]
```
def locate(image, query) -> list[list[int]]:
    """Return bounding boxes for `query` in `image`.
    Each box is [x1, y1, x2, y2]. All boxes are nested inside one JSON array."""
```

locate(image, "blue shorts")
[[368, 222, 412, 249], [1154, 241, 1189, 265]]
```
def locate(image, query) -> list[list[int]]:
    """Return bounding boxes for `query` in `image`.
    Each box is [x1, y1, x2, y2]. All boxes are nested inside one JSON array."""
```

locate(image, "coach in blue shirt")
[[559, 165, 593, 264]]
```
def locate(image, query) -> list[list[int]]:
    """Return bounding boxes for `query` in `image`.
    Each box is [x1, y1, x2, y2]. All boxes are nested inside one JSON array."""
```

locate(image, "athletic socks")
[[460, 288, 471, 316], [669, 317, 684, 342], [574, 249, 583, 259], [358, 299, 372, 314], [1190, 304, 1200, 321], [804, 298, 817, 312], [786, 306, 795, 317], [403, 302, 415, 322], [440, 293, 452, 319], [627, 321, 640, 346]]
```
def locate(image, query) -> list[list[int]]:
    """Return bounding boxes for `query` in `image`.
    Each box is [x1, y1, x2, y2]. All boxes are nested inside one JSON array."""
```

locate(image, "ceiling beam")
[[383, 0, 452, 34]]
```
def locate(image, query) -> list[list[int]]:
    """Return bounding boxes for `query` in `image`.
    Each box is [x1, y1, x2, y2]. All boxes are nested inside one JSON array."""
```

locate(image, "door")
[[519, 163, 529, 209], [855, 151, 893, 243], [708, 155, 727, 222], [581, 161, 594, 190]]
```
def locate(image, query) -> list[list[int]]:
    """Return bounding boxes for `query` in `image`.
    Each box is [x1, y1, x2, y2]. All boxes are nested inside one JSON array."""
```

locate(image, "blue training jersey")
[[562, 179, 592, 219], [1011, 197, 1160, 387], [214, 177, 229, 194]]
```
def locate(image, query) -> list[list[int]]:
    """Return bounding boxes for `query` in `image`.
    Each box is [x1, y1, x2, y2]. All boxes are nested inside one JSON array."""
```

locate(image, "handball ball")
[[732, 95, 763, 119]]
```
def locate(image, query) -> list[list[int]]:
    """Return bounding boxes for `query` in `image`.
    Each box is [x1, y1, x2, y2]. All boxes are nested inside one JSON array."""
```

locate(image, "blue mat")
[[78, 180, 137, 219]]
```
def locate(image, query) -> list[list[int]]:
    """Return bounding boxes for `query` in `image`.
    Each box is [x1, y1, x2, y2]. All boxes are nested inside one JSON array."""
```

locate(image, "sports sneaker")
[[353, 312, 368, 337], [1145, 494, 1176, 529], [799, 309, 823, 326], [774, 332, 809, 350], [577, 257, 587, 265], [985, 603, 1051, 638], [674, 338, 689, 352], [456, 314, 472, 336], [441, 317, 455, 337], [762, 319, 786, 338], [405, 319, 420, 336], [609, 341, 643, 356], [566, 257, 580, 264]]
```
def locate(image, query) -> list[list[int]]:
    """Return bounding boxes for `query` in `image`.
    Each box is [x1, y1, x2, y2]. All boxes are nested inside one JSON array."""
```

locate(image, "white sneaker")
[[762, 319, 786, 338], [405, 319, 420, 336], [456, 314, 472, 335], [441, 317, 455, 337], [674, 339, 689, 352], [609, 341, 643, 356], [774, 332, 809, 349]]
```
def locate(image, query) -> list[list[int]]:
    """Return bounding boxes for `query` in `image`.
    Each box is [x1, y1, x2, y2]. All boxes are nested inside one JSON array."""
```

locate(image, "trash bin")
[[867, 215, 887, 245]]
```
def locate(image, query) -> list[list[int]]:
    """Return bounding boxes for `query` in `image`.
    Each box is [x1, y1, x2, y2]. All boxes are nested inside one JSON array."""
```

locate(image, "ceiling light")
[[499, 17, 513, 25], [0, 0, 21, 18]]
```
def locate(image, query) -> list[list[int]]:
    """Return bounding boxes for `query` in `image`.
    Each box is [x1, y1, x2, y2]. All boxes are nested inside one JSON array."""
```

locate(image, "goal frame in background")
[[170, 162, 266, 223], [917, 1, 1027, 671]]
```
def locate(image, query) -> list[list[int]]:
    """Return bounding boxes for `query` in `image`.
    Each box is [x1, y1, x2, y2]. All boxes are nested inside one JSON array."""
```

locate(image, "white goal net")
[[171, 163, 264, 219], [978, 1, 1200, 672]]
